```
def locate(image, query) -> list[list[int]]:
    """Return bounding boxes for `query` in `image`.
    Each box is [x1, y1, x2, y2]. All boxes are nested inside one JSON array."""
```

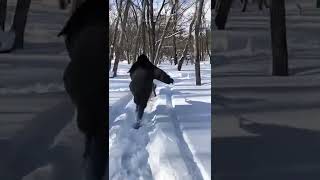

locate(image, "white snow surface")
[[109, 61, 211, 180]]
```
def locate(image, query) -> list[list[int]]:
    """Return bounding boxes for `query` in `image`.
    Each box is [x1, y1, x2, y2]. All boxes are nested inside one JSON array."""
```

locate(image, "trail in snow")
[[109, 97, 157, 180], [109, 87, 200, 180], [159, 87, 204, 180], [109, 62, 211, 180]]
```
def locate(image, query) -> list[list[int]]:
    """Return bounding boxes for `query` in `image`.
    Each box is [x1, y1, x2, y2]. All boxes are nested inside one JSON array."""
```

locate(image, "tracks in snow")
[[109, 87, 203, 180], [160, 87, 204, 180]]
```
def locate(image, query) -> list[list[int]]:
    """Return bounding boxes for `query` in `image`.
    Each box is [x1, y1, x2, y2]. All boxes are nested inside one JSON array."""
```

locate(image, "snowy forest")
[[109, 0, 211, 179], [213, 0, 320, 180], [0, 1, 109, 180], [109, 0, 211, 85], [0, 0, 84, 52]]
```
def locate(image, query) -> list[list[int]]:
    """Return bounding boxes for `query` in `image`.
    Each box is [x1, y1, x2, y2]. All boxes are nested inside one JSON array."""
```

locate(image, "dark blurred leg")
[[85, 133, 107, 180]]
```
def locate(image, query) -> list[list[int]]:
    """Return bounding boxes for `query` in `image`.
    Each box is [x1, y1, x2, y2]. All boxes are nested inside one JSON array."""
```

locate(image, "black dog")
[[129, 54, 174, 124], [58, 1, 107, 180]]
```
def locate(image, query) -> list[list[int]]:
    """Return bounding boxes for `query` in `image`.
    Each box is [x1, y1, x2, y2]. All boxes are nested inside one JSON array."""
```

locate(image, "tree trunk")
[[131, 4, 140, 63], [172, 0, 178, 65], [317, 0, 320, 8], [112, 0, 131, 77], [259, 0, 263, 10], [141, 0, 147, 54], [0, 0, 7, 31], [206, 29, 212, 64], [147, 0, 156, 64], [215, 0, 232, 30], [154, 4, 175, 65], [194, 0, 204, 85], [109, 17, 120, 71], [264, 0, 269, 8], [173, 34, 178, 65], [210, 6, 213, 64], [10, 0, 31, 49], [132, 23, 141, 63], [242, 0, 248, 12], [177, 11, 196, 71], [270, 0, 288, 76]]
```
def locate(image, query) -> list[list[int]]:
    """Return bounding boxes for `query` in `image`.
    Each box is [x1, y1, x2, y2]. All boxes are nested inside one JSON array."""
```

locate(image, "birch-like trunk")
[[154, 4, 175, 65]]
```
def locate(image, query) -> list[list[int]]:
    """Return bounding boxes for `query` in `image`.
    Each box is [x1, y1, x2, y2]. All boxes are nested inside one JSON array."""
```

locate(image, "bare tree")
[[215, 0, 232, 30], [112, 0, 131, 77], [109, 17, 120, 71], [172, 0, 178, 65], [141, 0, 147, 54], [210, 5, 213, 64], [270, 0, 288, 76], [194, 0, 204, 85], [10, 0, 32, 49], [109, 0, 208, 69], [206, 29, 212, 64], [146, 0, 167, 64], [154, 2, 176, 65], [131, 2, 143, 63], [0, 0, 7, 31], [177, 10, 196, 71]]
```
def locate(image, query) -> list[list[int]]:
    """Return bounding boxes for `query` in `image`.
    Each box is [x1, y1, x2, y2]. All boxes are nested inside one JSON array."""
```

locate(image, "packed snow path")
[[109, 62, 211, 180]]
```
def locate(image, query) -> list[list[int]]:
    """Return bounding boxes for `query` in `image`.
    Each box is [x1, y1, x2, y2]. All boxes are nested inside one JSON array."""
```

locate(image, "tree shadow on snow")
[[213, 118, 320, 180], [213, 93, 320, 180]]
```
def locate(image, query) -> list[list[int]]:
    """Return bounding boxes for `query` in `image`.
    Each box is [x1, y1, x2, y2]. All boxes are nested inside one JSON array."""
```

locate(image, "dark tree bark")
[[264, 0, 270, 8], [215, 0, 232, 30], [242, 0, 248, 12], [109, 17, 120, 71], [317, 0, 320, 8], [147, 0, 156, 63], [172, 0, 178, 65], [258, 0, 270, 10], [210, 8, 213, 64], [212, 0, 216, 9], [270, 0, 288, 76], [112, 0, 131, 77], [141, 0, 147, 54], [194, 0, 204, 85], [177, 11, 196, 71], [10, 0, 31, 49], [0, 0, 7, 31]]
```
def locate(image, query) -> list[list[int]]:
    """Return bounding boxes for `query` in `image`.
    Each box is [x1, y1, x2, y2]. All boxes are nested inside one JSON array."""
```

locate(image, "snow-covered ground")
[[213, 2, 320, 180], [109, 61, 211, 180], [0, 1, 80, 180]]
